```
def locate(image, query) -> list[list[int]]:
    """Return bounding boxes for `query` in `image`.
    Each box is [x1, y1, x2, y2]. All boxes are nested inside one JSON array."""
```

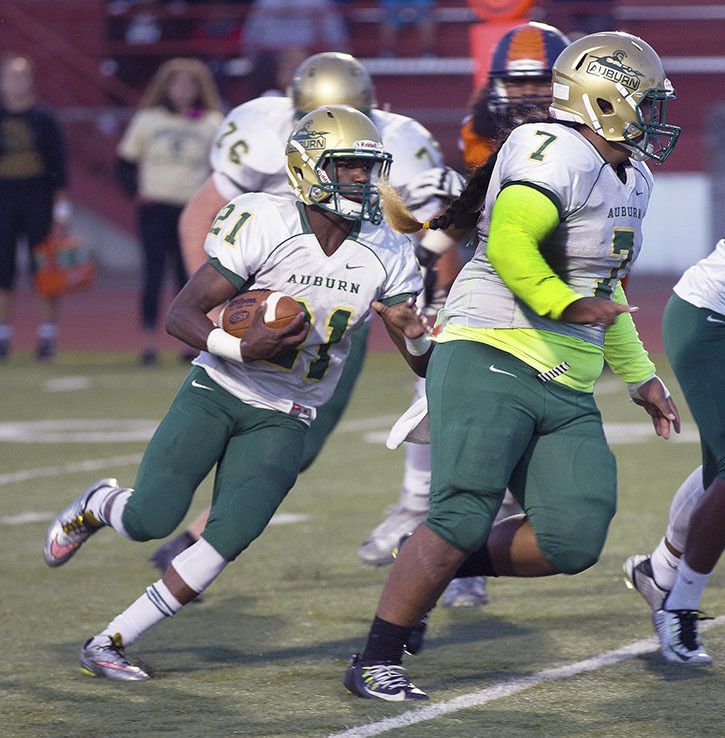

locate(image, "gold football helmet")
[[286, 105, 392, 224], [290, 52, 377, 117], [550, 31, 680, 162]]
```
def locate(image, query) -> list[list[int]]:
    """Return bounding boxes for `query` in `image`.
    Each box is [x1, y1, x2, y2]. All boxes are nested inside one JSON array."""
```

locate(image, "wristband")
[[206, 328, 243, 362], [404, 333, 430, 356], [53, 201, 72, 223], [628, 375, 669, 401]]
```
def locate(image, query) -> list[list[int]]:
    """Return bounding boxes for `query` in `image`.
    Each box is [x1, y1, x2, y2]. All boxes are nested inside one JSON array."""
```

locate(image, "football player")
[[357, 22, 571, 611], [149, 51, 465, 576], [43, 106, 430, 681], [460, 21, 571, 173], [344, 31, 682, 701], [625, 238, 725, 665]]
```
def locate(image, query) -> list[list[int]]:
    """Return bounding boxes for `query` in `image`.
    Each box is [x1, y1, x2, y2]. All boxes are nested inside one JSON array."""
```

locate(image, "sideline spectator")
[[116, 58, 223, 365], [0, 53, 69, 362]]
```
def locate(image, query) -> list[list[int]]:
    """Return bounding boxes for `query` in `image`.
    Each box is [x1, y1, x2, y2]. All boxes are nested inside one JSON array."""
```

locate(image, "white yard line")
[[0, 454, 143, 487], [330, 616, 725, 738]]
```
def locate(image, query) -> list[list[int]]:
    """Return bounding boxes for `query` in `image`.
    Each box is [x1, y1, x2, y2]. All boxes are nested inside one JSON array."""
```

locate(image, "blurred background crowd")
[[0, 0, 723, 360]]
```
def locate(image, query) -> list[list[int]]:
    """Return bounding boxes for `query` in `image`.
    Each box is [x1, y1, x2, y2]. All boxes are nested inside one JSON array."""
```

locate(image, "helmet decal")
[[286, 105, 392, 224], [584, 49, 645, 91]]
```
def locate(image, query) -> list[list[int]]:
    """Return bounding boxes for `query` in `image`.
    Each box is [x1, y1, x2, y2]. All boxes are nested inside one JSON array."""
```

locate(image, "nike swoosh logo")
[[489, 364, 517, 378], [706, 314, 725, 325], [191, 379, 214, 391], [364, 686, 407, 701], [50, 538, 76, 559], [346, 264, 364, 270], [635, 190, 643, 196]]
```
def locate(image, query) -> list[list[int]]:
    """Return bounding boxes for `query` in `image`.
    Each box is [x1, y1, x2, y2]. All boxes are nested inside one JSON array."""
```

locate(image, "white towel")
[[386, 394, 430, 449]]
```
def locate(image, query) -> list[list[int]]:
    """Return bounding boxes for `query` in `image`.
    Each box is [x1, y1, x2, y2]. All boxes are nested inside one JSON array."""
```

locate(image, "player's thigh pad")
[[202, 405, 307, 561], [123, 368, 239, 540], [663, 294, 725, 488], [425, 340, 541, 552], [510, 382, 616, 574]]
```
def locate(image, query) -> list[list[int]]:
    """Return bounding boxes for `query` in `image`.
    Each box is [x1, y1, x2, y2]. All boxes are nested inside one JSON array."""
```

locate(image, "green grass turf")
[[0, 351, 723, 737]]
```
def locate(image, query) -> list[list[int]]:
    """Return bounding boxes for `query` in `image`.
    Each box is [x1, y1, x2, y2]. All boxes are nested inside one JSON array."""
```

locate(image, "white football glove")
[[402, 166, 467, 210]]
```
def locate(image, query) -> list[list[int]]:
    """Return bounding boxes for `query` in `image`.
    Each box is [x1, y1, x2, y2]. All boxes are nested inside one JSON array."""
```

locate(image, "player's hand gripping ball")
[[219, 290, 304, 338]]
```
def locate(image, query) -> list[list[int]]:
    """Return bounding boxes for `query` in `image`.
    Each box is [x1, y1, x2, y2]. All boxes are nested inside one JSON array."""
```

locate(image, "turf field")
[[1, 350, 723, 737]]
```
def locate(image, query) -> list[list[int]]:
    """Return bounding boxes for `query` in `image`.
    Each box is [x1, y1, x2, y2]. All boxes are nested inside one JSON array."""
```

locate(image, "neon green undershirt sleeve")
[[603, 282, 656, 382], [487, 184, 578, 320]]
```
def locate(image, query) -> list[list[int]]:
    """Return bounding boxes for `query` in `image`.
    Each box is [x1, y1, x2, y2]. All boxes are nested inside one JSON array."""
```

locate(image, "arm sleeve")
[[603, 282, 656, 382], [486, 184, 578, 319]]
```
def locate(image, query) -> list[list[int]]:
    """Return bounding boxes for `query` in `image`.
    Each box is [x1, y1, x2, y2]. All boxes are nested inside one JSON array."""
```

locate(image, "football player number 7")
[[211, 205, 353, 381]]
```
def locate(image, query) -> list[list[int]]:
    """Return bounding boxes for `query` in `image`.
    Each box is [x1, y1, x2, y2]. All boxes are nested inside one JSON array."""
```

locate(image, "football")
[[219, 290, 304, 338]]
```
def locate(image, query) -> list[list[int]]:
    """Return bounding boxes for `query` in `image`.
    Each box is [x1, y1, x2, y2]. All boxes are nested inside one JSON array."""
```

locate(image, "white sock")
[[86, 483, 133, 539], [665, 466, 706, 551], [664, 559, 711, 611], [398, 441, 432, 513], [650, 537, 681, 591], [98, 580, 183, 647]]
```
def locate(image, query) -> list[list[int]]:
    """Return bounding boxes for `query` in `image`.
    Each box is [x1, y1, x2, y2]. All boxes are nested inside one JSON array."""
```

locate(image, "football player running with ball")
[[43, 106, 428, 681], [149, 51, 464, 572], [343, 31, 682, 701]]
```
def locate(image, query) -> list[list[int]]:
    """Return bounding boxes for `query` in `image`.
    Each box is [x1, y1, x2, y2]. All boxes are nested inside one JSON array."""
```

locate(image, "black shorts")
[[0, 181, 54, 289]]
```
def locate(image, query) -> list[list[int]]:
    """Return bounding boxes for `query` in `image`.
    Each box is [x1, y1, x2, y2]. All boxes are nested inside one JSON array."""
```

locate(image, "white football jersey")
[[193, 193, 423, 420], [673, 238, 725, 316], [442, 122, 654, 346], [209, 96, 444, 204]]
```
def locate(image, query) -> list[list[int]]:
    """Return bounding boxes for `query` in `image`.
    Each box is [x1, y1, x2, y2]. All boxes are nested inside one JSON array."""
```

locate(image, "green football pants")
[[122, 367, 308, 561], [426, 339, 617, 574], [663, 293, 725, 488], [300, 319, 369, 471]]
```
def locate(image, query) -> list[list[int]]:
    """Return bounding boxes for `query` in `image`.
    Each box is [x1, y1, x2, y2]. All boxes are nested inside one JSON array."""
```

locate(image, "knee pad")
[[537, 523, 605, 574], [172, 537, 228, 593], [427, 491, 499, 553]]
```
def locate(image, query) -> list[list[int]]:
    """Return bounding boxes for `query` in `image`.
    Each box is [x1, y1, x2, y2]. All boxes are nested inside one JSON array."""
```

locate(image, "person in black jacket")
[[0, 53, 70, 361]]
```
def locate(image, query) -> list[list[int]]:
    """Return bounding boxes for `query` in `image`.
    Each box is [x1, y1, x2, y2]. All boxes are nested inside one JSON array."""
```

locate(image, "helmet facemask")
[[286, 105, 392, 225], [308, 149, 392, 224], [488, 77, 553, 128], [621, 84, 680, 163]]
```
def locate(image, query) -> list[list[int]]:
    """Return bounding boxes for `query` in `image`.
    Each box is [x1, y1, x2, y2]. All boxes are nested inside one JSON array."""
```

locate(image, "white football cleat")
[[624, 554, 670, 612], [441, 576, 489, 608], [652, 608, 713, 665], [357, 505, 427, 566]]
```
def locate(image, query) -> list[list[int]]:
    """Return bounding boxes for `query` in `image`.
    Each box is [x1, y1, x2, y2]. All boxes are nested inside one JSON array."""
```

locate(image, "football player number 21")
[[270, 304, 353, 382], [211, 204, 353, 381]]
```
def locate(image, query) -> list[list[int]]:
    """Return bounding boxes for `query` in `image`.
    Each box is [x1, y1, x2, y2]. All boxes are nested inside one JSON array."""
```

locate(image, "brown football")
[[220, 290, 304, 338]]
